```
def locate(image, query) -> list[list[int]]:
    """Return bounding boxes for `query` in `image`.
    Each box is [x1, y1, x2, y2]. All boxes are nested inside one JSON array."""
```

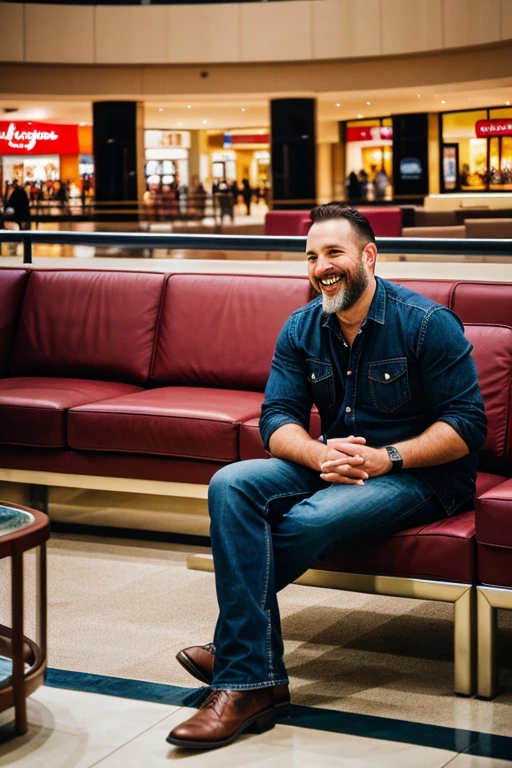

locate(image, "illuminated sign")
[[346, 126, 393, 142], [144, 130, 191, 150], [400, 157, 422, 180], [0, 121, 79, 155], [475, 119, 512, 137]]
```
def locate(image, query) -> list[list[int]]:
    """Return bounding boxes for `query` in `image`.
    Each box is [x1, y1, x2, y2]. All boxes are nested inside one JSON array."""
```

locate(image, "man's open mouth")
[[319, 274, 343, 287]]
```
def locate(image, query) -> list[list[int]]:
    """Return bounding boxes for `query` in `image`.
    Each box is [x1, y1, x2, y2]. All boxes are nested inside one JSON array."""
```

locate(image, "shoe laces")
[[201, 689, 225, 716], [204, 642, 215, 653]]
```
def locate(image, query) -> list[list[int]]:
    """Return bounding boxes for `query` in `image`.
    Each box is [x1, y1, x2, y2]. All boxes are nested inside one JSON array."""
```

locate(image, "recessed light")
[[241, 108, 246, 112], [468, 98, 472, 101], [335, 103, 341, 107], [366, 101, 371, 106], [417, 94, 421, 98], [441, 100, 446, 105], [357, 114, 364, 119], [79, 122, 87, 126], [187, 105, 191, 109], [202, 120, 208, 125], [177, 122, 183, 127], [159, 108, 163, 112], [507, 100, 511, 106]]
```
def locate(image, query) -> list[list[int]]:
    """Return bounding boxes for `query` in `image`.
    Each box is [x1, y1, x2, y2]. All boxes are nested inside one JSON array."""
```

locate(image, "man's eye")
[[307, 255, 317, 262]]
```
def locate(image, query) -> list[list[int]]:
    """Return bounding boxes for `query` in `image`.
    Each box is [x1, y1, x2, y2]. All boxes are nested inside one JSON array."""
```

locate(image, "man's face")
[[306, 218, 375, 314]]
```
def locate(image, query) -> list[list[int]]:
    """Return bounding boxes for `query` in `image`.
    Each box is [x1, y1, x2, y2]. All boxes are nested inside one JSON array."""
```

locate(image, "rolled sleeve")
[[418, 307, 487, 452], [259, 314, 313, 450]]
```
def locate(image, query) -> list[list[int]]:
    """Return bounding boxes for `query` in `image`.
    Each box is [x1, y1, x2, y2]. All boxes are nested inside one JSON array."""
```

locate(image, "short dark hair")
[[309, 202, 376, 245]]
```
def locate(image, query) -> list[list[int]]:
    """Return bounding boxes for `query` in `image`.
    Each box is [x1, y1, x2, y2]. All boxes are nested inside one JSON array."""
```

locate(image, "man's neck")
[[336, 276, 377, 335]]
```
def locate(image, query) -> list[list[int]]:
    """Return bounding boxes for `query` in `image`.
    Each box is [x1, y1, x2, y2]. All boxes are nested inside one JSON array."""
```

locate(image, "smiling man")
[[167, 203, 487, 751]]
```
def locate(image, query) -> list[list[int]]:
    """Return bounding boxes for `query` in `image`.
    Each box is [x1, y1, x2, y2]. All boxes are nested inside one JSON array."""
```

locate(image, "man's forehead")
[[306, 218, 358, 249]]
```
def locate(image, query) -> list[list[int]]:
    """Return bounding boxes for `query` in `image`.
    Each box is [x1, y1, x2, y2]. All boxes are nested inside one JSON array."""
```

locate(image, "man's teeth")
[[320, 275, 342, 286]]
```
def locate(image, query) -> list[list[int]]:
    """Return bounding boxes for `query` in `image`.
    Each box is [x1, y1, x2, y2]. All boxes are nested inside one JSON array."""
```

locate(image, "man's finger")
[[320, 472, 365, 485], [321, 456, 364, 469]]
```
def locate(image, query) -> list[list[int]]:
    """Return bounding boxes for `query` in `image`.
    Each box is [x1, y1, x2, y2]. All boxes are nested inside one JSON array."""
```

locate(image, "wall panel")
[[0, 2, 24, 62], [96, 6, 166, 64], [241, 1, 311, 62], [312, 0, 380, 59], [502, 0, 512, 40], [443, 0, 501, 48], [25, 4, 95, 64], [165, 4, 240, 63], [382, 0, 443, 55]]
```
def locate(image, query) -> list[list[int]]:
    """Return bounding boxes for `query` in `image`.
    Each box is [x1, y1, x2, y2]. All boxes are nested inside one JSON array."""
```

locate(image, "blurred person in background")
[[7, 179, 31, 230]]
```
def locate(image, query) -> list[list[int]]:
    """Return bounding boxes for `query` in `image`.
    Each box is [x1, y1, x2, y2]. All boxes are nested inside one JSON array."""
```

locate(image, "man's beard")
[[320, 261, 369, 314]]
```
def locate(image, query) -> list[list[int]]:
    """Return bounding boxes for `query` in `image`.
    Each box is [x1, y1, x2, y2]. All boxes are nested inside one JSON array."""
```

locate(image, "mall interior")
[[0, 0, 512, 765]]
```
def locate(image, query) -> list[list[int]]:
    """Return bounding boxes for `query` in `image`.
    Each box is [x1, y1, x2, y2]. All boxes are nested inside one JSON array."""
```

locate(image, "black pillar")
[[270, 98, 316, 210], [93, 101, 140, 217], [392, 113, 429, 201]]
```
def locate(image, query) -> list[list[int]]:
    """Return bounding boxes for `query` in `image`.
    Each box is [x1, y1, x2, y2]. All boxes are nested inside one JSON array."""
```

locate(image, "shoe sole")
[[166, 707, 276, 750], [176, 651, 291, 714]]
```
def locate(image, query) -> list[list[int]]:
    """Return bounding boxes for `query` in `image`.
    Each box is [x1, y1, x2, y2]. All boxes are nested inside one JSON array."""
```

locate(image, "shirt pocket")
[[306, 358, 336, 411], [368, 358, 411, 413]]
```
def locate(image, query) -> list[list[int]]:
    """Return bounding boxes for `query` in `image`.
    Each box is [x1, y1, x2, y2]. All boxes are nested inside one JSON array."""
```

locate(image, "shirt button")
[[347, 370, 352, 376], [345, 407, 351, 413]]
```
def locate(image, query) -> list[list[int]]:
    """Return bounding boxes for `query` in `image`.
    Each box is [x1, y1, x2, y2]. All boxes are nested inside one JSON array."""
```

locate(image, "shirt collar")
[[321, 276, 386, 329]]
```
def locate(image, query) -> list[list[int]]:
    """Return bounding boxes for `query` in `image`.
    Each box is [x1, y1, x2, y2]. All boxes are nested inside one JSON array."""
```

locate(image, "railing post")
[[23, 236, 32, 264]]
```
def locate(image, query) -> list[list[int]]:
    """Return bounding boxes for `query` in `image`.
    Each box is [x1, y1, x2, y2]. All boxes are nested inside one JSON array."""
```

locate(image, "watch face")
[[387, 446, 401, 462]]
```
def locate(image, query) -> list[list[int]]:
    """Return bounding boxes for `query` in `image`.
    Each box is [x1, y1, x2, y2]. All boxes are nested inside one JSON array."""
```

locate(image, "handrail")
[[0, 230, 510, 265]]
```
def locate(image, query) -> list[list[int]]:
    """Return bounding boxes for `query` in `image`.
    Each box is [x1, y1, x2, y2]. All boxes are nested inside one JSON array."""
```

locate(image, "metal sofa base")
[[187, 553, 476, 696], [477, 584, 512, 699]]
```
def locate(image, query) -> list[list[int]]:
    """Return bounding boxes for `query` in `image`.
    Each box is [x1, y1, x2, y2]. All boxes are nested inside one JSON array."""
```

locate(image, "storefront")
[[440, 108, 512, 193], [207, 130, 270, 191], [343, 118, 393, 201], [144, 130, 190, 189], [0, 121, 93, 201]]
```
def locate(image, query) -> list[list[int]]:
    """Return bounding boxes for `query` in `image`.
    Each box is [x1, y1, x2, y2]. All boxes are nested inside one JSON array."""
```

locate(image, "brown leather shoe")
[[166, 688, 275, 749], [176, 644, 290, 711]]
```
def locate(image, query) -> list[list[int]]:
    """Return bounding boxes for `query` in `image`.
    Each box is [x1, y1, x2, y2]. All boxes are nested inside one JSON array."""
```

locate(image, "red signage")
[[230, 134, 269, 144], [346, 126, 393, 142], [0, 121, 79, 155], [475, 119, 512, 138]]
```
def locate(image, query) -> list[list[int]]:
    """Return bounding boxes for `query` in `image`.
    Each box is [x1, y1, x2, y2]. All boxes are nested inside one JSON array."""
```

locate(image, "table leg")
[[11, 548, 27, 735]]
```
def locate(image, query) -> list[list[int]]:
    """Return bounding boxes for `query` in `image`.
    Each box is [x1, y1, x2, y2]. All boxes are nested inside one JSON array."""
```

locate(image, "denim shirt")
[[260, 277, 487, 515]]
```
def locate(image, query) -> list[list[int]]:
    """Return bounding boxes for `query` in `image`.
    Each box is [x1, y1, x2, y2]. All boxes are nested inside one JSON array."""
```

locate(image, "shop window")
[[343, 117, 393, 202]]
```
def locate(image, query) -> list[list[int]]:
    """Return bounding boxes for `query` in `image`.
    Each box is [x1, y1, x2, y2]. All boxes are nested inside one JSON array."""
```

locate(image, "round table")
[[0, 502, 49, 736]]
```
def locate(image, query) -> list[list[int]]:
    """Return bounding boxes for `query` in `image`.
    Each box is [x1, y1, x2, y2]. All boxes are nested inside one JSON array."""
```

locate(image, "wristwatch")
[[384, 445, 403, 472]]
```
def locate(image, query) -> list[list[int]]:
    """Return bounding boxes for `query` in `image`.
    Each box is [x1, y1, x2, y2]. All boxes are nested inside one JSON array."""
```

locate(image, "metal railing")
[[0, 230, 511, 265]]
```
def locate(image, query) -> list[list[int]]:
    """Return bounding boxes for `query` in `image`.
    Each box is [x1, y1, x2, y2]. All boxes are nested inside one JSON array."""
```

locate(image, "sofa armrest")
[[475, 478, 512, 547]]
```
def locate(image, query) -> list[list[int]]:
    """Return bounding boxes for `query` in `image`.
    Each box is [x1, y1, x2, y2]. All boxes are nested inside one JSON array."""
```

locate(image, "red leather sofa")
[[1, 268, 511, 698], [265, 207, 403, 238]]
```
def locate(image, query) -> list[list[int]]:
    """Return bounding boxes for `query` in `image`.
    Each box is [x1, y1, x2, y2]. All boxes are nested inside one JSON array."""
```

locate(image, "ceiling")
[[1, 81, 511, 131]]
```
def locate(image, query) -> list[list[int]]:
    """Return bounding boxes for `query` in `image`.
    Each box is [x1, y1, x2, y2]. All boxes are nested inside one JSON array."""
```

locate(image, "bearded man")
[[167, 202, 486, 750]]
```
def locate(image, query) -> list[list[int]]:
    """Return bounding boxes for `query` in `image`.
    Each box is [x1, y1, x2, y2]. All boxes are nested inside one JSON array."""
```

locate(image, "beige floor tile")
[[0, 686, 177, 768], [447, 755, 512, 767]]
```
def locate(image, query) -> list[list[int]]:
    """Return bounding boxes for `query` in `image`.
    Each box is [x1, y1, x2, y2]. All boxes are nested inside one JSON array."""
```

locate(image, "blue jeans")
[[208, 458, 445, 691]]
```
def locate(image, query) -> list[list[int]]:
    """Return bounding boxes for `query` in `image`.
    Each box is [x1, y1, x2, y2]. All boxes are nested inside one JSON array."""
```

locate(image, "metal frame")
[[0, 229, 511, 264], [187, 553, 476, 696], [477, 584, 512, 699]]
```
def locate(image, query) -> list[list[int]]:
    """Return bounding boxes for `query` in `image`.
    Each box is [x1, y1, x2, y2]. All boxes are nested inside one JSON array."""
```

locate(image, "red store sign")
[[475, 119, 512, 138], [346, 126, 393, 142], [0, 121, 79, 155]]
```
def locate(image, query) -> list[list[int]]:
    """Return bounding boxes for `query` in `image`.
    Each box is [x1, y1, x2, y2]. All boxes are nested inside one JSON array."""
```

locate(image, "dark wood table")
[[0, 502, 49, 736]]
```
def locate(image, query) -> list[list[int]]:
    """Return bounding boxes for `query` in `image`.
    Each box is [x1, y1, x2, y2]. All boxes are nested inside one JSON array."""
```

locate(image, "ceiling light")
[[507, 100, 511, 106], [159, 108, 163, 112], [202, 120, 208, 125], [417, 94, 421, 98], [177, 122, 183, 127], [441, 100, 446, 104], [187, 105, 191, 109], [79, 122, 87, 126], [241, 108, 246, 112], [357, 114, 364, 119], [335, 103, 341, 107], [366, 101, 371, 105]]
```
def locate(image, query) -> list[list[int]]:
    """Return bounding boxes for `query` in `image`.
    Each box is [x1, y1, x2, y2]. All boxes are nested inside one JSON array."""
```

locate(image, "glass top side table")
[[0, 503, 50, 737]]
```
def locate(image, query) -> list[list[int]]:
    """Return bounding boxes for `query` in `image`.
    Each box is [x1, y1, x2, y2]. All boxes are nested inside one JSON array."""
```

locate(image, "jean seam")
[[210, 680, 288, 690], [262, 521, 274, 682]]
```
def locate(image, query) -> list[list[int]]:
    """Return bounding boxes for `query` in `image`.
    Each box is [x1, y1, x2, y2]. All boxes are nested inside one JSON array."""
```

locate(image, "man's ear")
[[363, 242, 378, 271]]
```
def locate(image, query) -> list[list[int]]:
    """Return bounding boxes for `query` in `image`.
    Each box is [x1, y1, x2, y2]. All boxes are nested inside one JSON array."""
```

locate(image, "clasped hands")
[[319, 436, 392, 485]]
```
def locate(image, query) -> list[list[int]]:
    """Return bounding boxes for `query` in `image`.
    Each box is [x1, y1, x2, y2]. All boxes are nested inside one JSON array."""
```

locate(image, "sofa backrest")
[[451, 282, 512, 326], [0, 269, 29, 377], [465, 324, 512, 468], [151, 274, 313, 391], [10, 270, 165, 384]]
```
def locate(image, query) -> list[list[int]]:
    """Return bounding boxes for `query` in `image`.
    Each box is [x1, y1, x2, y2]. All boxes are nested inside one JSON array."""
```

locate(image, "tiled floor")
[[1, 683, 512, 767]]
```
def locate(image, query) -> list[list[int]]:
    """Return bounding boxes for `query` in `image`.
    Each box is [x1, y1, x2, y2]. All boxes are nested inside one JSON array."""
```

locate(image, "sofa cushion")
[[265, 211, 311, 236], [464, 218, 512, 239], [10, 270, 165, 384], [452, 282, 512, 326], [314, 472, 505, 583], [464, 324, 512, 460], [0, 377, 142, 448], [401, 225, 466, 238], [151, 274, 312, 390], [390, 279, 454, 307], [68, 387, 264, 462], [0, 269, 28, 376], [476, 476, 512, 587], [356, 207, 402, 237]]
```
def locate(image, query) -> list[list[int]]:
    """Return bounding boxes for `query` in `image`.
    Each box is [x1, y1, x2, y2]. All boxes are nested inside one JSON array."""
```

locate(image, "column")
[[270, 98, 316, 210]]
